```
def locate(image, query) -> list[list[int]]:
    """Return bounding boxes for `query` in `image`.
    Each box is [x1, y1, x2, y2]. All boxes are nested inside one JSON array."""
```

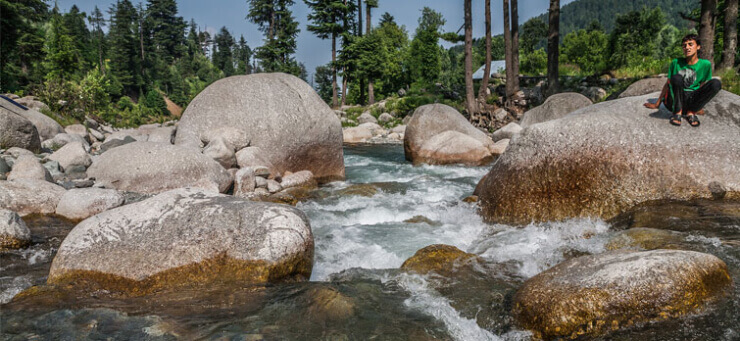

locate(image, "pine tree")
[[108, 0, 143, 97], [407, 7, 445, 87], [145, 0, 187, 63], [304, 0, 355, 108], [88, 6, 107, 74], [235, 35, 253, 74], [213, 27, 236, 76], [248, 0, 300, 73], [44, 5, 80, 81], [64, 5, 94, 71], [0, 0, 48, 91]]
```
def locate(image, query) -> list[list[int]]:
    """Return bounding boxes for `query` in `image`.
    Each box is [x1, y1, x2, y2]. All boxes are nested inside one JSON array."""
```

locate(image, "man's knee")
[[709, 78, 722, 92]]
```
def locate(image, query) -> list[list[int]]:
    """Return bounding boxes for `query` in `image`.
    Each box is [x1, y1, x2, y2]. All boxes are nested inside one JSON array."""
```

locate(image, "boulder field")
[[475, 90, 740, 225], [175, 73, 345, 183], [404, 104, 498, 166], [48, 188, 314, 294], [513, 250, 732, 339]]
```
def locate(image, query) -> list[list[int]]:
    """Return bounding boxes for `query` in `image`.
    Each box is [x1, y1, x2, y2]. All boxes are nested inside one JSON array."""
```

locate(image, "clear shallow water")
[[2, 145, 739, 340]]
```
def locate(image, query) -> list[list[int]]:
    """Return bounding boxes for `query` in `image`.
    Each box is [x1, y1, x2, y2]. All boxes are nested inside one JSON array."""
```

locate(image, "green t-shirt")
[[668, 58, 712, 92]]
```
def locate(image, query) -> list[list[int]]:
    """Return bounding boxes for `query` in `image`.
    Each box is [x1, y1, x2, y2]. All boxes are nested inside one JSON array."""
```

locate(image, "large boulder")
[[48, 188, 314, 294], [0, 107, 41, 152], [404, 104, 496, 166], [475, 91, 740, 224], [55, 188, 125, 221], [618, 77, 667, 99], [343, 126, 373, 143], [513, 250, 732, 339], [0, 96, 63, 140], [0, 179, 66, 216], [88, 142, 232, 194], [519, 92, 592, 128], [47, 141, 92, 171], [0, 208, 31, 250], [7, 155, 53, 182], [175, 73, 345, 183]]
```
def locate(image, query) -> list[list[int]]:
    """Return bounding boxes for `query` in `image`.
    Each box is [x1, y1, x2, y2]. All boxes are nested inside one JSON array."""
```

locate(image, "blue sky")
[[56, 0, 576, 79]]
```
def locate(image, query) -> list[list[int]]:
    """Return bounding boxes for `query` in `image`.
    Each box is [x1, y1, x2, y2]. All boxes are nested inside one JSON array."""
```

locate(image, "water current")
[[1, 144, 739, 340]]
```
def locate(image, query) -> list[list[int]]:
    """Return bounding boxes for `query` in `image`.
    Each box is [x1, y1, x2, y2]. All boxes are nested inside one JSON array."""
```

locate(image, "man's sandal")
[[670, 114, 682, 126], [687, 114, 700, 127]]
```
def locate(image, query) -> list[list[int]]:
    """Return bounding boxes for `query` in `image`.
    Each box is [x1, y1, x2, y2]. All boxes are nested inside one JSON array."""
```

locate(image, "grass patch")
[[716, 68, 740, 96]]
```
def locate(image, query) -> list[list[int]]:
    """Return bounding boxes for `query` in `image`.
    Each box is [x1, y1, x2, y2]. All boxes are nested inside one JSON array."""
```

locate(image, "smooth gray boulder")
[[48, 188, 314, 293], [146, 127, 176, 144], [513, 250, 731, 339], [491, 122, 522, 142], [104, 130, 148, 143], [619, 77, 667, 99], [475, 90, 740, 224], [5, 147, 33, 158], [0, 108, 41, 152], [201, 127, 250, 151], [233, 167, 256, 197], [0, 179, 66, 216], [358, 112, 378, 124], [47, 141, 92, 171], [7, 155, 53, 182], [203, 137, 236, 169], [235, 147, 276, 175], [42, 133, 89, 151], [88, 142, 232, 194], [0, 208, 31, 250], [0, 96, 62, 140], [175, 73, 345, 183], [281, 170, 316, 189], [64, 124, 87, 138], [378, 113, 393, 123], [404, 104, 496, 166], [55, 188, 125, 221], [519, 92, 592, 128], [343, 127, 373, 143]]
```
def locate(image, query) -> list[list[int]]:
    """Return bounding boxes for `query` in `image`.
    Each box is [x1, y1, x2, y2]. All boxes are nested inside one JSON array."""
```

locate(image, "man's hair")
[[681, 34, 701, 46]]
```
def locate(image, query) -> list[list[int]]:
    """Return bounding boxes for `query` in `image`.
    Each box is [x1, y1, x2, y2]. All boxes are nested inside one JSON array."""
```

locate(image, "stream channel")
[[2, 144, 739, 340]]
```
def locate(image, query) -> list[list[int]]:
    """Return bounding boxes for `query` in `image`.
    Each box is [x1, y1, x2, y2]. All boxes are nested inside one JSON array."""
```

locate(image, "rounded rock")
[[0, 208, 31, 250], [47, 141, 92, 172], [55, 188, 126, 221], [401, 244, 477, 276], [519, 92, 592, 128], [48, 188, 314, 294], [0, 179, 66, 216], [7, 155, 53, 182]]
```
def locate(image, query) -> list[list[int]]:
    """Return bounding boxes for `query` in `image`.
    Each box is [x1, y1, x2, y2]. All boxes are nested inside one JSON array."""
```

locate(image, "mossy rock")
[[605, 228, 683, 251], [305, 286, 356, 323], [512, 250, 732, 339], [401, 244, 478, 276], [403, 215, 442, 226]]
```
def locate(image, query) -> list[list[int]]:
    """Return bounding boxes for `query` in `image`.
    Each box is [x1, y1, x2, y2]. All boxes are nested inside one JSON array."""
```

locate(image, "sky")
[[56, 0, 577, 80]]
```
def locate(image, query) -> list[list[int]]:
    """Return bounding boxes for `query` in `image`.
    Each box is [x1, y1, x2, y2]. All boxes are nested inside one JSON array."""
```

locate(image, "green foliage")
[[607, 8, 666, 69], [212, 27, 236, 76], [521, 18, 547, 53], [43, 6, 80, 81], [0, 0, 48, 92], [314, 64, 334, 104], [250, 0, 300, 74], [408, 7, 445, 88], [716, 68, 739, 95], [520, 48, 547, 75], [141, 89, 168, 116], [78, 67, 111, 116], [562, 28, 608, 73]]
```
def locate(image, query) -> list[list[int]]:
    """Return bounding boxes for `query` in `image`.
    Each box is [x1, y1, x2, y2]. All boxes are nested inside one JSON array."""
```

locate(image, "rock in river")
[[404, 104, 496, 166], [175, 73, 345, 183], [0, 208, 31, 250], [88, 142, 232, 194], [475, 91, 740, 224], [512, 250, 732, 339], [48, 188, 314, 294], [0, 179, 66, 216]]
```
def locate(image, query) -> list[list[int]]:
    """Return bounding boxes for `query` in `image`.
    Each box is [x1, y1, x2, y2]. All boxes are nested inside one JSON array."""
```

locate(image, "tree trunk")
[[332, 34, 338, 108], [368, 79, 375, 104], [357, 0, 363, 35], [547, 0, 560, 96], [464, 0, 478, 117], [510, 0, 520, 97], [269, 9, 276, 42], [503, 0, 513, 98], [478, 0, 492, 101], [342, 72, 349, 107], [366, 3, 372, 35], [699, 0, 717, 69], [719, 0, 737, 70]]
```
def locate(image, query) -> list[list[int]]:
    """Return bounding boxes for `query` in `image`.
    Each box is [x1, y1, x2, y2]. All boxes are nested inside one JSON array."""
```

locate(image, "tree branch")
[[679, 12, 699, 23]]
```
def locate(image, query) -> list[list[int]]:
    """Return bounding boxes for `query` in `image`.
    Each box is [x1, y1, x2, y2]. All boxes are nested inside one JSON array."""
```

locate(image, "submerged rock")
[[605, 227, 683, 251], [175, 73, 345, 183], [88, 142, 232, 194], [48, 188, 314, 294], [512, 250, 732, 339], [0, 208, 31, 250], [401, 244, 478, 276], [0, 179, 66, 216], [475, 91, 740, 224]]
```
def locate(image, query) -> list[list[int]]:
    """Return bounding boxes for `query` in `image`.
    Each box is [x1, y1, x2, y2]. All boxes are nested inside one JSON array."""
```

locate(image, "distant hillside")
[[536, 0, 696, 35]]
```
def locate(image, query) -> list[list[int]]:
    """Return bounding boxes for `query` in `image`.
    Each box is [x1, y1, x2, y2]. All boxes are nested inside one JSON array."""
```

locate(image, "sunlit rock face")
[[475, 91, 740, 225], [48, 188, 314, 295], [512, 250, 732, 339], [174, 73, 345, 183], [404, 104, 496, 166], [519, 92, 592, 128]]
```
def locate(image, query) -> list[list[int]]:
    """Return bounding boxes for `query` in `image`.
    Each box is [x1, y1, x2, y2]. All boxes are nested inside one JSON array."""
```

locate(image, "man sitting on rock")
[[644, 34, 721, 127]]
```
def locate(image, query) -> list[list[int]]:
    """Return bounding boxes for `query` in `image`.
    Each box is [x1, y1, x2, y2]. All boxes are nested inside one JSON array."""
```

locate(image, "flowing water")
[[1, 144, 739, 340]]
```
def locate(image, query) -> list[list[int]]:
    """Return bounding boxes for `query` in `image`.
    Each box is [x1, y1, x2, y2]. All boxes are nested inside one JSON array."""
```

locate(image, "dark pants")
[[665, 74, 722, 114]]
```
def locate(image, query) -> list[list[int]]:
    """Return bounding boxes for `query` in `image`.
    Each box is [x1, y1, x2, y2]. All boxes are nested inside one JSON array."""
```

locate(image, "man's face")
[[682, 39, 700, 58]]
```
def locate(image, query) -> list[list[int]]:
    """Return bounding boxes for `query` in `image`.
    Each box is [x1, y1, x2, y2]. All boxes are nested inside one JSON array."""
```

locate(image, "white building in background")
[[472, 60, 506, 80]]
